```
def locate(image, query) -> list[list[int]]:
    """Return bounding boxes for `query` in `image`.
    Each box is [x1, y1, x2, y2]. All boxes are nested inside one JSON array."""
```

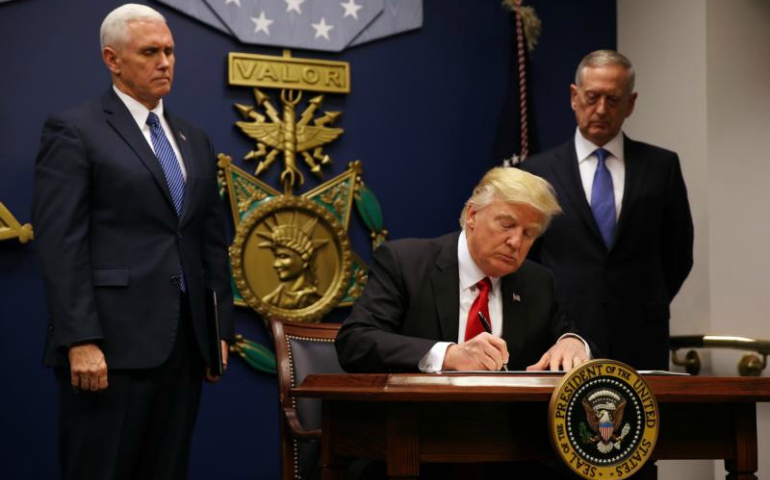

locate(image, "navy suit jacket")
[[520, 136, 693, 370], [335, 232, 585, 372], [32, 88, 233, 369]]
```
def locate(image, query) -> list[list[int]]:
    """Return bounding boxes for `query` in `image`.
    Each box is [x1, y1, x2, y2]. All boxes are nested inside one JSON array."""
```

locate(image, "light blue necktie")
[[147, 112, 187, 291], [590, 148, 616, 248]]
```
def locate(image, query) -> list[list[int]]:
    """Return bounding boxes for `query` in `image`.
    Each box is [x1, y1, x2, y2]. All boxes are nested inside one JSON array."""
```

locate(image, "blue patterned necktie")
[[147, 112, 185, 215], [590, 148, 616, 248], [146, 111, 187, 291]]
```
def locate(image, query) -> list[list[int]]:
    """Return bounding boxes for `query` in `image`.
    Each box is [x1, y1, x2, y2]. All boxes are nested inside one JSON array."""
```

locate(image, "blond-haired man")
[[336, 167, 593, 373]]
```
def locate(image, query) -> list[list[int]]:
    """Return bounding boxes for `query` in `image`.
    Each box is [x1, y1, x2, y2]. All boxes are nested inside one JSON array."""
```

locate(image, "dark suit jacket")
[[335, 232, 584, 372], [32, 88, 234, 370], [519, 136, 693, 370]]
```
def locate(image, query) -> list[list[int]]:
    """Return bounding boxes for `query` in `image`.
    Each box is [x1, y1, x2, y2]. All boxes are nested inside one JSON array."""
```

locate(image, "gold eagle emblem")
[[235, 89, 343, 194]]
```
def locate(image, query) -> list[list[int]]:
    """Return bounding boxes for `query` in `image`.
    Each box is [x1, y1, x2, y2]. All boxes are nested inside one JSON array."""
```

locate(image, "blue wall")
[[0, 0, 614, 478]]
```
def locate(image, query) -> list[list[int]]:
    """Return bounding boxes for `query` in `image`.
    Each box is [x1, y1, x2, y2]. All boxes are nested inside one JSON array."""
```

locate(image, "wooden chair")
[[270, 320, 343, 480]]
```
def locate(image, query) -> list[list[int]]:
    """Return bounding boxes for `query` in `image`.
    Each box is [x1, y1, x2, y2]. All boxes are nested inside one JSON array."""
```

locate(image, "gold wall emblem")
[[218, 155, 377, 317], [230, 50, 349, 195], [230, 196, 351, 323], [228, 51, 350, 94], [220, 50, 386, 329], [235, 88, 343, 194], [0, 202, 34, 244], [549, 360, 659, 479]]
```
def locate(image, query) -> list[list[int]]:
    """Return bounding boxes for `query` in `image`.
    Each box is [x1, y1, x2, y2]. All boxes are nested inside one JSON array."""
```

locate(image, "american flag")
[[156, 0, 422, 52]]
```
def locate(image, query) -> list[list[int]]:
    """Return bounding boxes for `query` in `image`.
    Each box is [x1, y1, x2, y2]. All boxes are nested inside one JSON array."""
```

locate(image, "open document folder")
[[389, 370, 688, 388]]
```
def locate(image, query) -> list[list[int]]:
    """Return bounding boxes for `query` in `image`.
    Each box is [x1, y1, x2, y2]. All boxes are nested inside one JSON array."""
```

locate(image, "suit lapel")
[[501, 273, 526, 360], [102, 90, 178, 215], [615, 135, 650, 244], [548, 142, 605, 244], [431, 232, 461, 343]]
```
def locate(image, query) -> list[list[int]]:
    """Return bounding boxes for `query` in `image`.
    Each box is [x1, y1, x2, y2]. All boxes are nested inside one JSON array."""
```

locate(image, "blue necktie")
[[147, 112, 187, 291], [591, 148, 616, 248], [147, 112, 185, 215]]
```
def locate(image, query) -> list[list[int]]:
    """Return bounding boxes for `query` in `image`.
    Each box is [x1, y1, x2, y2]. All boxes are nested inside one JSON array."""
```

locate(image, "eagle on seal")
[[582, 389, 629, 453]]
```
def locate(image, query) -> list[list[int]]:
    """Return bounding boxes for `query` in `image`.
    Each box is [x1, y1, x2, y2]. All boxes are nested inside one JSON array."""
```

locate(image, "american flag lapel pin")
[[512, 292, 521, 303]]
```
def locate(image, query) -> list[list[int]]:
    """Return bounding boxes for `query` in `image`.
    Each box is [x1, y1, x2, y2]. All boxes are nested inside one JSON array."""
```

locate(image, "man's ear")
[[103, 47, 120, 75], [625, 91, 638, 118], [569, 84, 579, 112], [466, 204, 477, 230]]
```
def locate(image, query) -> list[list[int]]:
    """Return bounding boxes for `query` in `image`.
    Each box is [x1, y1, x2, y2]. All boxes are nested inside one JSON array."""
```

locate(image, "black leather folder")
[[206, 289, 224, 376]]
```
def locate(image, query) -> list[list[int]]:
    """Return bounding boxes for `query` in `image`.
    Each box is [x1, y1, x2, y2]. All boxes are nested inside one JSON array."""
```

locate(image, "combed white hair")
[[100, 4, 166, 50]]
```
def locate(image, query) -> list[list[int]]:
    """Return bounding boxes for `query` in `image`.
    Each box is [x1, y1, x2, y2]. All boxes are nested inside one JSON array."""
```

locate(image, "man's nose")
[[506, 229, 523, 248], [595, 97, 609, 115], [596, 97, 607, 114]]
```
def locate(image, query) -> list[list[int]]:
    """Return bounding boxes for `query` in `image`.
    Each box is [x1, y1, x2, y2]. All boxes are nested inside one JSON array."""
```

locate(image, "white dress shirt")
[[575, 128, 624, 219], [113, 85, 187, 180], [418, 231, 591, 372], [419, 231, 492, 371]]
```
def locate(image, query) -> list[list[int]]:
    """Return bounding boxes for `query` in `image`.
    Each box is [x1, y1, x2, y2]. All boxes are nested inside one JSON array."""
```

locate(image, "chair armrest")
[[283, 406, 322, 440]]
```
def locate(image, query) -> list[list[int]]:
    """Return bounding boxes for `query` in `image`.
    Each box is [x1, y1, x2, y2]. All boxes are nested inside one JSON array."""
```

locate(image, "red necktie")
[[464, 277, 491, 341]]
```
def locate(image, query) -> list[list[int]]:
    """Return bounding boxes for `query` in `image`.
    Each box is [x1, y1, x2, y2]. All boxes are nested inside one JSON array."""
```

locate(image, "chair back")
[[270, 320, 343, 480]]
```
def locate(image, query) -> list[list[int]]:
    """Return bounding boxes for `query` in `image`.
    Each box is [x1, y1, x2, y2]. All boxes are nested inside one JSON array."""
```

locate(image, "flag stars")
[[340, 0, 362, 20], [252, 11, 274, 35], [284, 0, 304, 14], [311, 17, 334, 40]]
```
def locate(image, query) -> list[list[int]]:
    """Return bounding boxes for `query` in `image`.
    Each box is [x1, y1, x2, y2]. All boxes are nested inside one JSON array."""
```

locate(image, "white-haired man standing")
[[32, 4, 233, 478], [520, 50, 693, 371]]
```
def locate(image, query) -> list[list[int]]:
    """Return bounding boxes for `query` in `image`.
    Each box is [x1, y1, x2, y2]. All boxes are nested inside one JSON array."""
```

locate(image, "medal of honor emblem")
[[230, 196, 352, 323], [221, 51, 385, 374]]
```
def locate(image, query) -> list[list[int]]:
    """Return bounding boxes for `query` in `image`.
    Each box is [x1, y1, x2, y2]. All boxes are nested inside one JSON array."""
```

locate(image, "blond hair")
[[459, 167, 561, 231]]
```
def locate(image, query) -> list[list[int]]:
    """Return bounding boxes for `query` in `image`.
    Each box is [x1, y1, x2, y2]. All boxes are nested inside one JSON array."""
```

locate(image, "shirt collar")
[[112, 85, 165, 130], [574, 128, 625, 164], [457, 230, 500, 292]]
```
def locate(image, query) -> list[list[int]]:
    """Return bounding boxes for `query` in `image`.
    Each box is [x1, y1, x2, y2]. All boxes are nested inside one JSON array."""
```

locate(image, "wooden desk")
[[294, 374, 770, 480]]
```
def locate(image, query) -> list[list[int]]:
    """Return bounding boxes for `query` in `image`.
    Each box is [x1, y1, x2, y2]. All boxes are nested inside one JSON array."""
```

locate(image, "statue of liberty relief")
[[257, 213, 328, 309]]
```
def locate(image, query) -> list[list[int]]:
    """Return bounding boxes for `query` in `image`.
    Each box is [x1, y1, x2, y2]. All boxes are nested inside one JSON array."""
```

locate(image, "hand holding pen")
[[478, 311, 509, 371]]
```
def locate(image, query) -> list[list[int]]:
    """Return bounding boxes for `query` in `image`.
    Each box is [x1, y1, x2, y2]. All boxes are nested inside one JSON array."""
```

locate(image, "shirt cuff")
[[418, 342, 454, 372], [558, 333, 592, 359]]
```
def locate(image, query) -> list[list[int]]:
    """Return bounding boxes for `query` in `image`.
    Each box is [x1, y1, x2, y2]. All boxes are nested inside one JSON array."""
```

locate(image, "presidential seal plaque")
[[549, 360, 659, 479]]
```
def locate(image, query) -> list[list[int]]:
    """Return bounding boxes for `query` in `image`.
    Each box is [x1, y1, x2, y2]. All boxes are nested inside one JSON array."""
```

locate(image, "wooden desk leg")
[[321, 402, 346, 480], [724, 403, 758, 480], [387, 405, 419, 480]]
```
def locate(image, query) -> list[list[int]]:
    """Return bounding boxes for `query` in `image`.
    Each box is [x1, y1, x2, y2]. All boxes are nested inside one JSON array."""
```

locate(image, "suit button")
[[171, 275, 180, 284], [177, 232, 183, 239]]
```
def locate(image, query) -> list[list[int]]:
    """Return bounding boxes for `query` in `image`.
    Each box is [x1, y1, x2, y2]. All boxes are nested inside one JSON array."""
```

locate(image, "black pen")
[[477, 311, 509, 371]]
